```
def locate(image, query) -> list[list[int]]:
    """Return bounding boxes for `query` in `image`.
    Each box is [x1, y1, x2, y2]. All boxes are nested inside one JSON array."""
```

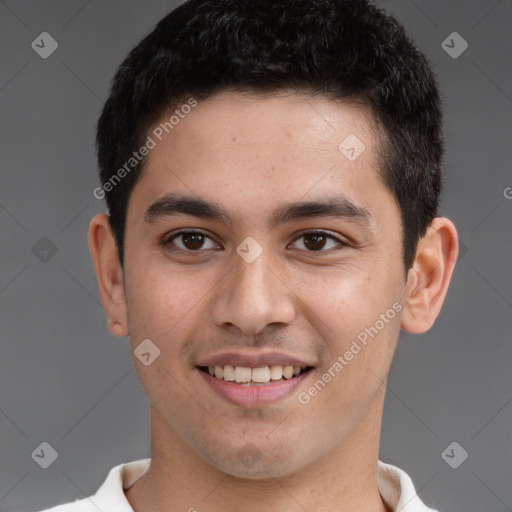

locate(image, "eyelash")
[[162, 229, 348, 256]]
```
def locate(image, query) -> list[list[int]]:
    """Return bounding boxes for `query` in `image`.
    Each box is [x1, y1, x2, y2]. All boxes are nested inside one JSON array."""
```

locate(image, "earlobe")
[[401, 217, 458, 334], [88, 214, 129, 337], [107, 318, 129, 337]]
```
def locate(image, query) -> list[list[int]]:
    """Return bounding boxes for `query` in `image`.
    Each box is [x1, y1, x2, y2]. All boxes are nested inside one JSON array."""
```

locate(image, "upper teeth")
[[208, 365, 305, 383]]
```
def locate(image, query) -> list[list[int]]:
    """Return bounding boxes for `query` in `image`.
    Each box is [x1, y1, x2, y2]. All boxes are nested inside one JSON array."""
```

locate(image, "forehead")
[[157, 90, 380, 159], [128, 90, 396, 232]]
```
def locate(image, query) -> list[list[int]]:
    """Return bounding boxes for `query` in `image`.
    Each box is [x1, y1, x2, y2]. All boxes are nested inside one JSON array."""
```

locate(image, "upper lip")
[[197, 350, 316, 368]]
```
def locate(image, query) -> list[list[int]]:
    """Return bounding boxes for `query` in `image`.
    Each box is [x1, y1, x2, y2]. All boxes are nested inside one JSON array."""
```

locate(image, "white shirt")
[[36, 458, 439, 511]]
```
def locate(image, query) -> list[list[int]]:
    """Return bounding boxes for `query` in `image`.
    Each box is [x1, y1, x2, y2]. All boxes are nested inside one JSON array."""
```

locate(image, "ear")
[[88, 214, 129, 337], [401, 217, 458, 334]]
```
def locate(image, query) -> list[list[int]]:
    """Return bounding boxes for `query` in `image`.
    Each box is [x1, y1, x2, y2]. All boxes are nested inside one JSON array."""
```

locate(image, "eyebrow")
[[144, 192, 373, 230]]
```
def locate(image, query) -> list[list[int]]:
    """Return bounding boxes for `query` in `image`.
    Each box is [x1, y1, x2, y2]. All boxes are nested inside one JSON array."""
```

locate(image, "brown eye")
[[291, 231, 346, 253], [180, 232, 206, 250], [303, 233, 328, 251], [165, 230, 219, 252]]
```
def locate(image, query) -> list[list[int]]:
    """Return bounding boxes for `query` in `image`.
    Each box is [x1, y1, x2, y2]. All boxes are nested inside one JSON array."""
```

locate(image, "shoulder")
[[31, 459, 151, 512]]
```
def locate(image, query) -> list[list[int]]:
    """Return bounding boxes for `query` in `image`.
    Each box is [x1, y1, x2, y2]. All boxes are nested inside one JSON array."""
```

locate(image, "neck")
[[126, 390, 390, 512]]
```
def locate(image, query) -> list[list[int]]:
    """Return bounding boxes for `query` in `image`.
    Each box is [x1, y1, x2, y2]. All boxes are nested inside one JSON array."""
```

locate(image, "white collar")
[[44, 458, 438, 511]]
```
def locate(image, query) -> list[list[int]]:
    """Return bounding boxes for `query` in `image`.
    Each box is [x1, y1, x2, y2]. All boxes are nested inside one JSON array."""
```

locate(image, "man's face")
[[121, 91, 408, 478]]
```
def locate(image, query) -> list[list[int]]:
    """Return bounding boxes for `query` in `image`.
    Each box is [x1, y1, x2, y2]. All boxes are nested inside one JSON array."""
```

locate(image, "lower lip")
[[197, 369, 312, 408]]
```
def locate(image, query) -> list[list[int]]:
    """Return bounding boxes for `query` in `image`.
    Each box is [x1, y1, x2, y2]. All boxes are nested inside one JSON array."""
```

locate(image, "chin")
[[200, 442, 308, 480]]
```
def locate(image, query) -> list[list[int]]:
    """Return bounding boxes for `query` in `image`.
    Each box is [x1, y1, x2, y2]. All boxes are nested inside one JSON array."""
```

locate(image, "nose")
[[210, 244, 296, 336]]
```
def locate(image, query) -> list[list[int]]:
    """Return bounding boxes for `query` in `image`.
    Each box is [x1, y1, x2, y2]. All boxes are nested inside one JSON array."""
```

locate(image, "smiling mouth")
[[198, 365, 313, 385]]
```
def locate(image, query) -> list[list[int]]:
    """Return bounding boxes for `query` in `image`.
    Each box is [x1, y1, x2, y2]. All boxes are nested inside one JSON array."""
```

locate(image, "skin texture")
[[89, 91, 458, 512]]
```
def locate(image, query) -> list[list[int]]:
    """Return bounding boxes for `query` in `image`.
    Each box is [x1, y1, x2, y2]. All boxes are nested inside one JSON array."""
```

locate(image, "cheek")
[[123, 263, 202, 413], [123, 261, 186, 342], [123, 259, 222, 379], [292, 261, 397, 328], [292, 265, 402, 387]]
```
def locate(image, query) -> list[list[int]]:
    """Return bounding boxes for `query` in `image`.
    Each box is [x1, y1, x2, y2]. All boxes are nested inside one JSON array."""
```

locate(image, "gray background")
[[0, 1, 511, 511]]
